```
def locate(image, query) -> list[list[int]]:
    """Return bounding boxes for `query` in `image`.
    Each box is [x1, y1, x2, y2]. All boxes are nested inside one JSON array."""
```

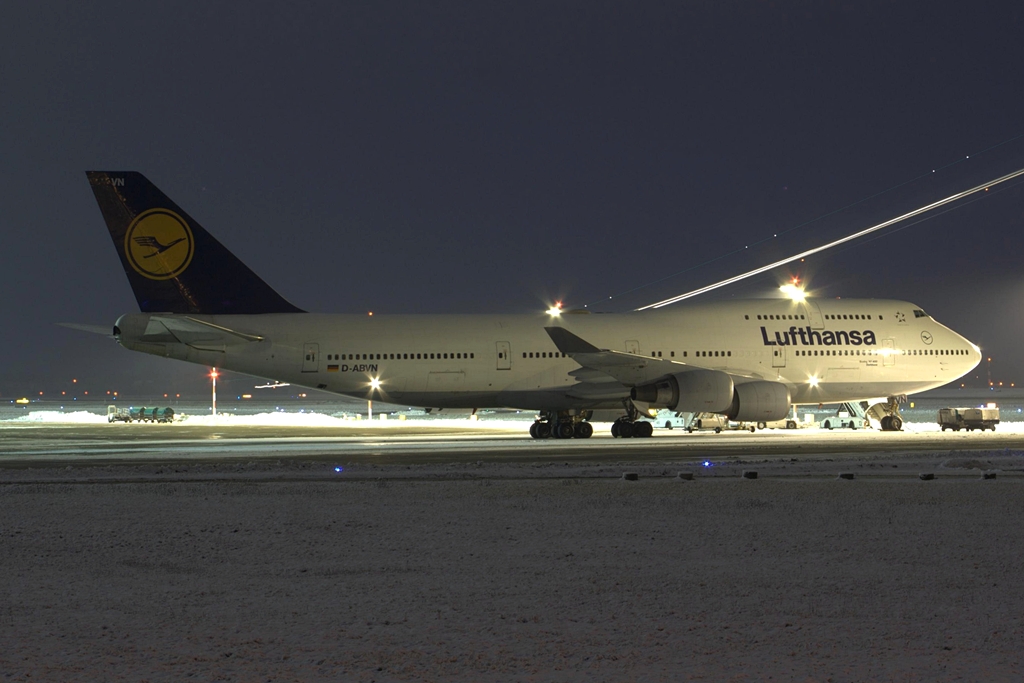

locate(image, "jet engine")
[[725, 381, 791, 422], [631, 372, 790, 421], [630, 369, 735, 413]]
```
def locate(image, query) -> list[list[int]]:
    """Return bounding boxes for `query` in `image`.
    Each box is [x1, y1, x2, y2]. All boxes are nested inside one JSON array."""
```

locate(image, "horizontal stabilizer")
[[57, 322, 115, 336], [137, 315, 266, 349], [152, 316, 265, 343]]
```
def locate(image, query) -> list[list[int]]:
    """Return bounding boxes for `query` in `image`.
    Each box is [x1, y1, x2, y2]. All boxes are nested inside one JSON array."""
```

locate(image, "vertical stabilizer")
[[86, 171, 304, 314]]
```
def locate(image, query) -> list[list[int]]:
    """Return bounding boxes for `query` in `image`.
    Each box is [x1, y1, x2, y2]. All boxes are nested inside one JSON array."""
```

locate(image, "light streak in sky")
[[637, 166, 1024, 310]]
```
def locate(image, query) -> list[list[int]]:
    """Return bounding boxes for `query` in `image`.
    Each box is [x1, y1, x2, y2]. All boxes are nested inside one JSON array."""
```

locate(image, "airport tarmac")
[[2, 416, 1024, 469], [4, 412, 1024, 680]]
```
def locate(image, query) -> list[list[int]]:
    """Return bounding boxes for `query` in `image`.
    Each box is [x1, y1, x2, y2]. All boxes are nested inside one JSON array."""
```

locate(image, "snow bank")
[[9, 410, 108, 424], [177, 411, 525, 429]]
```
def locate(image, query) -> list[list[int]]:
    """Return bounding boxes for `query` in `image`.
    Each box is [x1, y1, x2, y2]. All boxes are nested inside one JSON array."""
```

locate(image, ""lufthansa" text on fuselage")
[[760, 326, 877, 347]]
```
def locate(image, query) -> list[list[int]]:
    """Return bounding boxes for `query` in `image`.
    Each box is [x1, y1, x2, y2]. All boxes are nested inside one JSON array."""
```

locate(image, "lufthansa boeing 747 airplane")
[[84, 171, 981, 437]]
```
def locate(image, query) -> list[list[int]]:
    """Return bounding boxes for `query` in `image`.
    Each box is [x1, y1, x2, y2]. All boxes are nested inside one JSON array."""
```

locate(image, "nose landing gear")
[[878, 395, 906, 432]]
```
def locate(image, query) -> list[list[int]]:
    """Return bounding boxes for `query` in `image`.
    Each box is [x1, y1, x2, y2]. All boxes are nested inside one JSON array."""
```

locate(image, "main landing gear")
[[878, 395, 906, 432], [610, 400, 654, 438], [529, 410, 594, 439]]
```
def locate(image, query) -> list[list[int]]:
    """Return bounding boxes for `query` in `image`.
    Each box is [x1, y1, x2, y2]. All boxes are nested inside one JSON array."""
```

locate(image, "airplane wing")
[[545, 326, 687, 386]]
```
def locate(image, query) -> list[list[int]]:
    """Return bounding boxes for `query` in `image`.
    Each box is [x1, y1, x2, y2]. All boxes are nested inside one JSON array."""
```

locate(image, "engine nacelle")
[[725, 381, 791, 422], [631, 369, 735, 413]]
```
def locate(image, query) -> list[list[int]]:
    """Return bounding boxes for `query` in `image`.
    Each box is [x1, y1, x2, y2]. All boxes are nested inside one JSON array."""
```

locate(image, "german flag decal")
[[327, 364, 339, 372]]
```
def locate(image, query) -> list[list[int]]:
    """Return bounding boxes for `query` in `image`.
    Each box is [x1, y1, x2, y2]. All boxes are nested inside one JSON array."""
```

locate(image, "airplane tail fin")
[[86, 171, 304, 314]]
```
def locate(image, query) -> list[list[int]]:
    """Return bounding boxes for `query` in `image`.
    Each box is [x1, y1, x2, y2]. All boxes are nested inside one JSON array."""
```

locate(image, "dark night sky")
[[3, 1, 1024, 399]]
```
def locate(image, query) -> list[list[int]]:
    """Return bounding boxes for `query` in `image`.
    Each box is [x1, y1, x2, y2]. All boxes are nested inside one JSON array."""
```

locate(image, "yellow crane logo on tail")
[[124, 208, 194, 280]]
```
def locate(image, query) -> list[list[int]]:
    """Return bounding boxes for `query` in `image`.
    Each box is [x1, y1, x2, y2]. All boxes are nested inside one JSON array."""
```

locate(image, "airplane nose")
[[967, 339, 982, 370]]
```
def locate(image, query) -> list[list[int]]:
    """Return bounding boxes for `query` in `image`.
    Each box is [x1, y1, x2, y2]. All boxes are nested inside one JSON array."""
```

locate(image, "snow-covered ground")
[[10, 407, 1024, 435], [2, 461, 1023, 681]]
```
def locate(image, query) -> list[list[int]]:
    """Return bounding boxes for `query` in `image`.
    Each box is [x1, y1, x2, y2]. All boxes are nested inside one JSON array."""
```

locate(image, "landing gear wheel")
[[529, 422, 540, 439], [535, 422, 552, 439], [757, 422, 767, 430], [634, 421, 653, 438], [574, 421, 594, 439], [890, 415, 903, 431], [880, 415, 892, 431], [786, 420, 797, 429], [618, 421, 635, 438], [611, 421, 620, 438], [555, 421, 575, 439]]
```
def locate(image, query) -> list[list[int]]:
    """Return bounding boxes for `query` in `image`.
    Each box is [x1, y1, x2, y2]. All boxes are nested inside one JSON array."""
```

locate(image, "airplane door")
[[496, 341, 511, 370], [626, 340, 640, 354], [772, 345, 786, 368], [803, 301, 824, 329], [883, 338, 895, 367], [302, 343, 319, 372]]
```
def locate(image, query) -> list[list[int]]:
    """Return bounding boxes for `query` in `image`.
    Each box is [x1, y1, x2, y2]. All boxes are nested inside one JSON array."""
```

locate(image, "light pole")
[[369, 377, 381, 420], [210, 367, 218, 416]]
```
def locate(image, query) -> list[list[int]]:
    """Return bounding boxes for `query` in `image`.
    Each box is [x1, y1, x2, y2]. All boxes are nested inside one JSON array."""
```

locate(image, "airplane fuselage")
[[113, 297, 980, 411]]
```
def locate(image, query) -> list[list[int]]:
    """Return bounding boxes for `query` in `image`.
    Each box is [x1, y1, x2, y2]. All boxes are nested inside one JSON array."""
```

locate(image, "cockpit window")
[[913, 309, 929, 318]]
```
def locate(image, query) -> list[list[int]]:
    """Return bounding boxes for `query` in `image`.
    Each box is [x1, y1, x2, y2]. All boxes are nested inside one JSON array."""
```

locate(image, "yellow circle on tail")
[[124, 209, 194, 280]]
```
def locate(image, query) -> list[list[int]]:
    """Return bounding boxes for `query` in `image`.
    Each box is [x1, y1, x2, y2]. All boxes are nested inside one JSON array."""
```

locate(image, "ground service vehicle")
[[938, 406, 999, 431], [107, 405, 132, 423], [108, 406, 176, 423]]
